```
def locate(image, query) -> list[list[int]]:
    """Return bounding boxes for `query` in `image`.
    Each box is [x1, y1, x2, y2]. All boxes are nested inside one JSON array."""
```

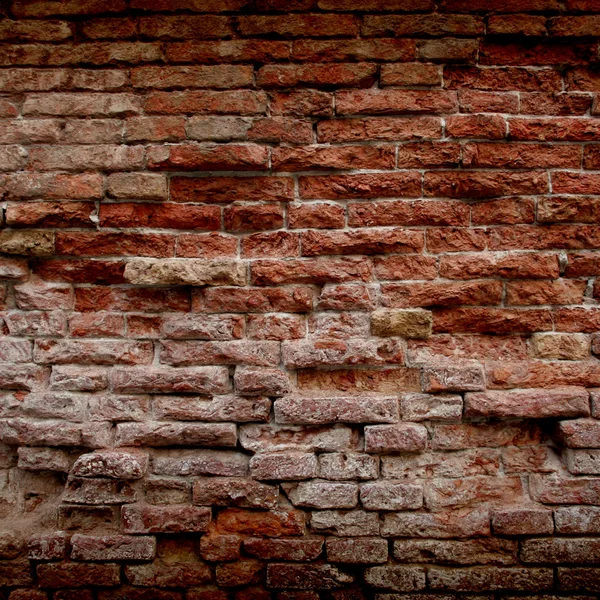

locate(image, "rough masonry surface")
[[0, 0, 599, 597]]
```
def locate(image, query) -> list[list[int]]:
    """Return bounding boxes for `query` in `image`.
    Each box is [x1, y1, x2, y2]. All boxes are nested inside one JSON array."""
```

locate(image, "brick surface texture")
[[0, 0, 600, 597]]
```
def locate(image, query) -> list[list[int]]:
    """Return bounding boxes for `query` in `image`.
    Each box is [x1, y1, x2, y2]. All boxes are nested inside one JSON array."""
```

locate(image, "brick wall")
[[0, 0, 599, 596]]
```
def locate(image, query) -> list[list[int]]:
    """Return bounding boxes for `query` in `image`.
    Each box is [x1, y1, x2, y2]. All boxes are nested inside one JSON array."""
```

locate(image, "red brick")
[[567, 67, 600, 91], [440, 253, 558, 279], [238, 14, 358, 38], [258, 63, 377, 89], [282, 339, 405, 368], [487, 224, 600, 250], [125, 116, 186, 142], [0, 173, 99, 201], [317, 117, 441, 143], [23, 92, 141, 116], [445, 67, 562, 92], [300, 172, 421, 199], [424, 171, 549, 198], [488, 14, 548, 36], [426, 228, 487, 253], [485, 359, 600, 388], [56, 232, 175, 257], [198, 286, 313, 313], [166, 40, 290, 64], [6, 202, 96, 228], [374, 256, 437, 281], [147, 143, 269, 171], [217, 508, 305, 537], [433, 308, 553, 334], [171, 176, 293, 204], [177, 234, 238, 258], [36, 563, 121, 588], [224, 204, 283, 232], [272, 145, 394, 171], [320, 0, 432, 9], [247, 314, 305, 340], [350, 200, 467, 228], [471, 198, 535, 225], [33, 259, 126, 284], [301, 229, 423, 256], [428, 566, 552, 592], [0, 42, 163, 67], [130, 0, 247, 10], [69, 312, 125, 338], [480, 41, 595, 66], [100, 203, 221, 231], [132, 65, 253, 89], [138, 15, 232, 39], [446, 115, 506, 139], [363, 14, 483, 36], [381, 63, 442, 86], [418, 39, 478, 63], [289, 203, 345, 229], [382, 507, 490, 538], [336, 89, 458, 115], [466, 387, 590, 419], [0, 19, 72, 41], [459, 90, 519, 113], [292, 39, 414, 63], [505, 279, 586, 305], [381, 281, 502, 308], [27, 144, 144, 172], [80, 17, 136, 39], [509, 117, 600, 141], [144, 90, 267, 115], [76, 287, 190, 312], [520, 92, 593, 116], [122, 505, 210, 533]]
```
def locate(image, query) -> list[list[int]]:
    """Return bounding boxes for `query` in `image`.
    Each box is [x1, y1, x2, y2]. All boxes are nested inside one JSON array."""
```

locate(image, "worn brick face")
[[1, 0, 599, 595]]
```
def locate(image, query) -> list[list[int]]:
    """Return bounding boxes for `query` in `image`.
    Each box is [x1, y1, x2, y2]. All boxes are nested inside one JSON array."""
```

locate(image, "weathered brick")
[[37, 563, 121, 588], [282, 340, 405, 368], [364, 566, 426, 592], [326, 537, 387, 564], [125, 561, 211, 587], [286, 481, 358, 509], [393, 538, 517, 565], [318, 453, 378, 481], [360, 481, 423, 510], [124, 259, 246, 287], [110, 366, 231, 394], [275, 395, 398, 424], [70, 534, 156, 561], [266, 564, 354, 590], [115, 422, 237, 447], [382, 449, 500, 479], [250, 452, 318, 481], [71, 450, 148, 479], [244, 537, 323, 561], [240, 424, 358, 453], [428, 566, 553, 591], [311, 510, 380, 537], [216, 507, 306, 537], [193, 478, 278, 508], [465, 387, 590, 418], [371, 309, 432, 339], [364, 423, 428, 453], [382, 507, 490, 538], [153, 394, 270, 423], [492, 507, 554, 535], [122, 505, 211, 533]]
